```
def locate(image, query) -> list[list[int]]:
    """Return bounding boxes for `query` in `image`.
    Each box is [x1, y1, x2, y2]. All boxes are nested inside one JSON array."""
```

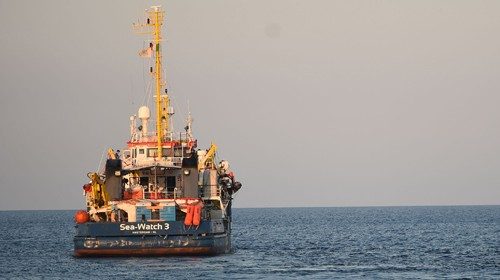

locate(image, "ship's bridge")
[[122, 131, 197, 170]]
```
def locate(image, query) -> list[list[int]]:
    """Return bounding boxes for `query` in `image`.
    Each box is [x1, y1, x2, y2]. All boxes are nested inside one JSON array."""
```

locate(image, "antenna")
[[186, 100, 194, 140]]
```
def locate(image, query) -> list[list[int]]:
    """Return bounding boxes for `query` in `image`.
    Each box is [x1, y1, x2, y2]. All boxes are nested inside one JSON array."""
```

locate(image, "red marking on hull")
[[74, 247, 223, 257]]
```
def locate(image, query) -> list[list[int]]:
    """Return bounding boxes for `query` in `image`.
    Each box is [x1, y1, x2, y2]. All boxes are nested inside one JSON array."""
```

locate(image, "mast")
[[152, 7, 164, 159], [135, 6, 168, 159]]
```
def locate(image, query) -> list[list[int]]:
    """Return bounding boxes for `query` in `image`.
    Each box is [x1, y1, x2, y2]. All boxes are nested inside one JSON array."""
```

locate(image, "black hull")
[[74, 220, 231, 257], [74, 234, 230, 257]]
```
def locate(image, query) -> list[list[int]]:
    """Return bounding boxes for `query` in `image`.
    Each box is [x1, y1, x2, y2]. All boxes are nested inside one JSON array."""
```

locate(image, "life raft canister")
[[193, 203, 202, 226], [184, 205, 194, 226]]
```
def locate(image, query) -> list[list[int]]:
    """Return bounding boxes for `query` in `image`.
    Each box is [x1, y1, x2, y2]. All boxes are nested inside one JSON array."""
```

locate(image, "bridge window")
[[148, 148, 158, 157], [174, 148, 182, 157]]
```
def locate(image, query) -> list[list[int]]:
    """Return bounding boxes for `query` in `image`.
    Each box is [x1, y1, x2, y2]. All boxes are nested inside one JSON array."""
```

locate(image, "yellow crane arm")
[[198, 143, 217, 170], [107, 148, 116, 160]]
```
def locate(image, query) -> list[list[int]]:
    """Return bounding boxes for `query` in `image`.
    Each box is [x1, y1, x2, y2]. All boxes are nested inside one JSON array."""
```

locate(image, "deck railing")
[[129, 131, 193, 144], [122, 156, 183, 169]]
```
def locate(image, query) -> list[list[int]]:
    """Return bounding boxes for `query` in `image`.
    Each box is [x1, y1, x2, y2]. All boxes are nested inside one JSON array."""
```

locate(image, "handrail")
[[122, 156, 183, 169], [130, 131, 191, 141]]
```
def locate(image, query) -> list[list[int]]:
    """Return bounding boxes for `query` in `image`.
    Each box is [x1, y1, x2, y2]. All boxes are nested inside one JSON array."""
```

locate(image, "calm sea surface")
[[0, 206, 498, 279]]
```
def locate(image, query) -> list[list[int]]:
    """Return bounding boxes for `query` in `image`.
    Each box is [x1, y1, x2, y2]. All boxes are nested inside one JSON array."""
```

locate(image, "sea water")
[[0, 206, 498, 279]]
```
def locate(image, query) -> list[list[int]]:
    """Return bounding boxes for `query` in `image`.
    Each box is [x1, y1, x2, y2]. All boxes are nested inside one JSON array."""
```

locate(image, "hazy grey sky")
[[0, 0, 499, 210]]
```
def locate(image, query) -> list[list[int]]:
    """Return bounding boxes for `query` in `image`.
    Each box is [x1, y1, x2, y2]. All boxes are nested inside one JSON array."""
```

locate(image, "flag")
[[139, 46, 152, 58]]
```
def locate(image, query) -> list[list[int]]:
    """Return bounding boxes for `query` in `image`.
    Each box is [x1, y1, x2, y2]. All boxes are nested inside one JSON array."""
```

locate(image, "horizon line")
[[1, 203, 499, 212]]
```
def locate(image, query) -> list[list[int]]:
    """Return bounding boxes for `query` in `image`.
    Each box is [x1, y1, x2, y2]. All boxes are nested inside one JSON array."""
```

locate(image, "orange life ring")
[[74, 210, 90, 224]]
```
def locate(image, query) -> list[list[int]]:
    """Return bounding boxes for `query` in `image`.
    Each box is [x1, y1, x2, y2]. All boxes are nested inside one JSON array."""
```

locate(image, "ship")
[[73, 6, 242, 257]]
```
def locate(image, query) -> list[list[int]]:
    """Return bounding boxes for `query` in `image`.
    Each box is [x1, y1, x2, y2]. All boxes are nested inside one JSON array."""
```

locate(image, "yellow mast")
[[151, 7, 165, 159], [136, 6, 168, 159]]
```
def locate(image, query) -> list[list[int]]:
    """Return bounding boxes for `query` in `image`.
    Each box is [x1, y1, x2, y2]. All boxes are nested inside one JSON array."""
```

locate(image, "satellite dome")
[[138, 106, 150, 119]]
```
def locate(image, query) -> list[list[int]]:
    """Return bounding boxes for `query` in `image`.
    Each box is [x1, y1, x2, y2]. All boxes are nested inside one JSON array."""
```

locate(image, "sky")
[[0, 0, 499, 210]]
